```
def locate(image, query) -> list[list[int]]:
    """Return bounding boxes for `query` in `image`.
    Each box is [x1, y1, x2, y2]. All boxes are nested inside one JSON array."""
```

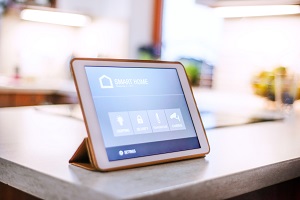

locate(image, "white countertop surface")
[[1, 91, 300, 199]]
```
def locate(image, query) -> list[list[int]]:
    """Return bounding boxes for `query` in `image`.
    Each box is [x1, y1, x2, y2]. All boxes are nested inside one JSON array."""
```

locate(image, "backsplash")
[[0, 11, 128, 80], [214, 15, 300, 94]]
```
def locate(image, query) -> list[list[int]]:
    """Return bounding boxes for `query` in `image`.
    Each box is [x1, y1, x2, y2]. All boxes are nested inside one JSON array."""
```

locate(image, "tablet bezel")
[[71, 58, 210, 171]]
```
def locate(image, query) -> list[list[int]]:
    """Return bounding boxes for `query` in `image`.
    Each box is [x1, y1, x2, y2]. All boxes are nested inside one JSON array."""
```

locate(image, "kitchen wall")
[[161, 1, 300, 95], [2, 1, 299, 95], [0, 12, 78, 78], [0, 0, 154, 79], [214, 15, 300, 94], [0, 12, 128, 79], [162, 0, 222, 64], [58, 0, 154, 59]]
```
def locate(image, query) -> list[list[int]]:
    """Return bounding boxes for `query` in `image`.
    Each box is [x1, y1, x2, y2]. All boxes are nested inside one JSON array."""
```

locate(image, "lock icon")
[[137, 115, 143, 124]]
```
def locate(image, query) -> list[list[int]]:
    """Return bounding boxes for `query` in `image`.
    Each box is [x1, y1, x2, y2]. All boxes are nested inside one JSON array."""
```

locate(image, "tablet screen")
[[85, 66, 201, 161]]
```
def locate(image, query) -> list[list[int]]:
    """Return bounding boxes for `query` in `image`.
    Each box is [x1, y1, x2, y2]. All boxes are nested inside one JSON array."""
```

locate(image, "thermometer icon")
[[155, 113, 161, 123]]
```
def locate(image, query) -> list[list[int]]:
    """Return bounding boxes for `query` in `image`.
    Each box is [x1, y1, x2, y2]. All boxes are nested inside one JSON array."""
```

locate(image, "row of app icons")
[[108, 108, 186, 137]]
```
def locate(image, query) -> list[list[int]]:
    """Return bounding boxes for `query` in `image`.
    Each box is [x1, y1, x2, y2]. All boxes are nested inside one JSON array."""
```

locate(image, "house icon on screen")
[[99, 75, 113, 89]]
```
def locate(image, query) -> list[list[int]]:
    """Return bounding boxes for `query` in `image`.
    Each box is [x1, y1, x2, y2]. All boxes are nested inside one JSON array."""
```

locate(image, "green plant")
[[185, 64, 200, 86]]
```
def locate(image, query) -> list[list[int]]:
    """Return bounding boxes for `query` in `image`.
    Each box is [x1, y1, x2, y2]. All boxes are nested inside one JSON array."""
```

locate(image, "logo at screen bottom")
[[119, 149, 137, 156]]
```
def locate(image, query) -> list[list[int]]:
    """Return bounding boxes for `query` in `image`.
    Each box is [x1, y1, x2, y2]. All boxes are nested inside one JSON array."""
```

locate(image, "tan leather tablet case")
[[69, 137, 98, 171]]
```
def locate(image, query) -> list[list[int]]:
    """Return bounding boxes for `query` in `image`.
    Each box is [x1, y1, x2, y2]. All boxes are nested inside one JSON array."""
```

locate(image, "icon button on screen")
[[147, 110, 170, 132], [165, 109, 186, 131], [129, 111, 152, 134], [109, 112, 134, 137]]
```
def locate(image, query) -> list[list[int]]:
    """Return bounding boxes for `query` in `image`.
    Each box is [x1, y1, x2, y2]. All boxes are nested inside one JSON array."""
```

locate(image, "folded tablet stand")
[[69, 137, 97, 171]]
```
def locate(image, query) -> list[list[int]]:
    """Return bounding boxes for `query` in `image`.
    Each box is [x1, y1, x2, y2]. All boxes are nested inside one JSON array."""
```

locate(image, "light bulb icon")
[[116, 115, 124, 126]]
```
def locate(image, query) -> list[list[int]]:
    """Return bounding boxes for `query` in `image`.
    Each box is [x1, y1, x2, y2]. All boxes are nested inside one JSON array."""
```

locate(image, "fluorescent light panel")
[[214, 5, 300, 18], [20, 9, 91, 27]]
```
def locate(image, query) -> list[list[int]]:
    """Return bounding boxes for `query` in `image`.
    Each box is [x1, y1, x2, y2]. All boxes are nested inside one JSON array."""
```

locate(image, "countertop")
[[1, 95, 300, 199]]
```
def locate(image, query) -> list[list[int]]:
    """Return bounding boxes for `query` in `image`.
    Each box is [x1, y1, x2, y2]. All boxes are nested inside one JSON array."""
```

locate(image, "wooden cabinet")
[[9, 0, 57, 8], [0, 182, 39, 200], [0, 92, 78, 107], [0, 79, 78, 107], [0, 94, 13, 107], [15, 94, 48, 107]]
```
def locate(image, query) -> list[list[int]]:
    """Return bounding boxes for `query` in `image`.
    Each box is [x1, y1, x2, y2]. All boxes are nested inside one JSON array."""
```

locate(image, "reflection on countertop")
[[193, 87, 298, 129], [20, 86, 299, 130]]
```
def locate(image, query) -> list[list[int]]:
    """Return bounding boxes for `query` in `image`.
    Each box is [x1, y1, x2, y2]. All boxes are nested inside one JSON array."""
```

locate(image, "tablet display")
[[85, 66, 201, 161]]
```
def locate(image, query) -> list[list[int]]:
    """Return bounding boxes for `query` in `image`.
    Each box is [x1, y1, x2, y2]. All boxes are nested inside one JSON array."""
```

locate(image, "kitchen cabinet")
[[0, 92, 78, 107], [10, 0, 57, 8], [57, 0, 130, 18], [0, 182, 38, 200], [14, 93, 46, 106], [0, 78, 78, 107]]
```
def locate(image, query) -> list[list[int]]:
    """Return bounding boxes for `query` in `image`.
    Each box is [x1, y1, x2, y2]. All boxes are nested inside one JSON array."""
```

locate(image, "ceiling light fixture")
[[20, 8, 91, 27], [214, 5, 300, 18]]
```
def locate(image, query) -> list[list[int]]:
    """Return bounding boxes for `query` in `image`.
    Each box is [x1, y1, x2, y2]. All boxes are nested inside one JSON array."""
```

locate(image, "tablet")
[[71, 58, 210, 171]]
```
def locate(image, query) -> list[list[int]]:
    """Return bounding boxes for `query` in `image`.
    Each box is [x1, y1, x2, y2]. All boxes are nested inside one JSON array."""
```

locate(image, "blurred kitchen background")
[[1, 0, 300, 108]]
